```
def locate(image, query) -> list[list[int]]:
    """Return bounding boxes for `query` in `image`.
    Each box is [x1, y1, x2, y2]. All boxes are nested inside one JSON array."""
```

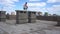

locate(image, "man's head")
[[25, 2, 27, 4]]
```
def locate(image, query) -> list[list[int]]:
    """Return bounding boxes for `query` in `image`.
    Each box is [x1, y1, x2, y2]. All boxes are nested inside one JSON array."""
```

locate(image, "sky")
[[0, 0, 60, 15]]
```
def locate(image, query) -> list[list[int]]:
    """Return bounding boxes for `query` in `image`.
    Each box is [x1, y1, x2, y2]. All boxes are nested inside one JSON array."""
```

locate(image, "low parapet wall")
[[37, 16, 57, 21], [6, 15, 16, 20], [9, 15, 16, 20]]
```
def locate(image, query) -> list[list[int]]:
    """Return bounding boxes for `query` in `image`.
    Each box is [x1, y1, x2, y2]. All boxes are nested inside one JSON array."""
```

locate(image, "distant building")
[[48, 14, 52, 16], [11, 12, 16, 15], [53, 14, 57, 16], [36, 12, 42, 16], [38, 12, 42, 16]]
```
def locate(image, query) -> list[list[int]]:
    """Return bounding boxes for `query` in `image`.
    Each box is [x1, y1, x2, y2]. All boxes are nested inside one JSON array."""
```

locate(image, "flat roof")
[[15, 10, 36, 12], [0, 11, 6, 12]]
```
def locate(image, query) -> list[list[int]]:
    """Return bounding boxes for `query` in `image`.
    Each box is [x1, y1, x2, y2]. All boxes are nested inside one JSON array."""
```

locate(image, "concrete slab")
[[0, 20, 59, 34]]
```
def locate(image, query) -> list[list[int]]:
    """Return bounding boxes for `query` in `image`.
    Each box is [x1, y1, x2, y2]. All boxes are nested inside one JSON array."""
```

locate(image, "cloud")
[[28, 7, 48, 13], [0, 0, 19, 5], [27, 2, 46, 7], [47, 5, 60, 12], [0, 0, 19, 13], [46, 5, 60, 15], [28, 4, 60, 15], [28, 7, 41, 11], [29, 0, 40, 1], [47, 0, 60, 3], [28, 7, 50, 15]]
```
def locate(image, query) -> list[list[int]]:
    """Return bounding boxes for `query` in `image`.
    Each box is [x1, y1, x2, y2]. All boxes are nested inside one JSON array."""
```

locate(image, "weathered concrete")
[[16, 10, 36, 24], [28, 11, 36, 23], [16, 10, 28, 24], [56, 16, 60, 26], [0, 28, 9, 34], [0, 20, 60, 34], [0, 11, 6, 22]]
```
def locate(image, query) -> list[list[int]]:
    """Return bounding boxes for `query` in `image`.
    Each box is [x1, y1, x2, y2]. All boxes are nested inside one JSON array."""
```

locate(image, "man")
[[23, 2, 28, 10]]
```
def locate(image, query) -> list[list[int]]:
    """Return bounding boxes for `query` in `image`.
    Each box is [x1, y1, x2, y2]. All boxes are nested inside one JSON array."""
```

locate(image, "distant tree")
[[44, 12, 48, 16]]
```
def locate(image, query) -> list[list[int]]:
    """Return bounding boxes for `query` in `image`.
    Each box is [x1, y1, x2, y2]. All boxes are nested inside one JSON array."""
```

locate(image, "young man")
[[23, 2, 28, 10]]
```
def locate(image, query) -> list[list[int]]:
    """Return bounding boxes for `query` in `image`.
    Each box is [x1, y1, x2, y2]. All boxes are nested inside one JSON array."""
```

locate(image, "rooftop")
[[0, 20, 60, 34]]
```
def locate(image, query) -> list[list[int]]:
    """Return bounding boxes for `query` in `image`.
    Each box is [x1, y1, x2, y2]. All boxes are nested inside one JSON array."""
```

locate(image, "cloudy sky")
[[0, 0, 60, 15]]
